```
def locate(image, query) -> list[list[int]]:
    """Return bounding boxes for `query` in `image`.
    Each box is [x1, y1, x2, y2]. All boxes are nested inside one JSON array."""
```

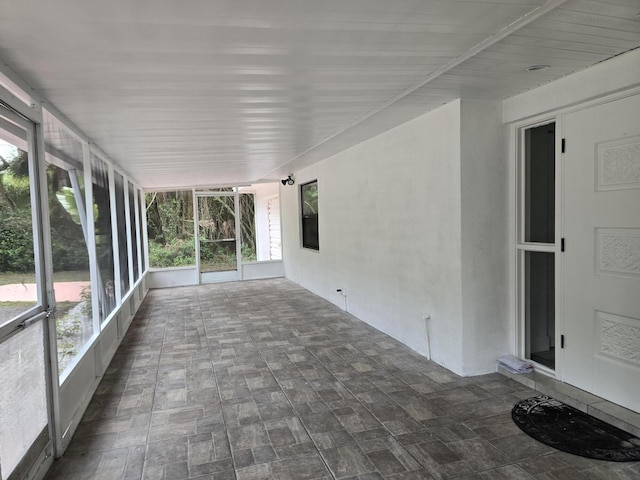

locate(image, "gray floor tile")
[[322, 444, 377, 478], [44, 279, 639, 480]]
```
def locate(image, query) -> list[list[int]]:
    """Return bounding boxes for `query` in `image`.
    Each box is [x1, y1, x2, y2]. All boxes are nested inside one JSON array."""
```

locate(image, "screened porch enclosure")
[[145, 183, 284, 289], [0, 99, 147, 480], [0, 79, 284, 479]]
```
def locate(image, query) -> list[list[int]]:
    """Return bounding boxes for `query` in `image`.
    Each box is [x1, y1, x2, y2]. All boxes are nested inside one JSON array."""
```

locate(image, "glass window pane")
[[129, 182, 139, 283], [0, 116, 38, 325], [91, 155, 115, 321], [240, 193, 256, 262], [146, 191, 195, 268], [46, 162, 94, 374], [301, 180, 319, 250], [114, 173, 129, 295], [525, 251, 555, 369], [524, 123, 555, 243], [0, 321, 48, 478], [43, 110, 96, 375]]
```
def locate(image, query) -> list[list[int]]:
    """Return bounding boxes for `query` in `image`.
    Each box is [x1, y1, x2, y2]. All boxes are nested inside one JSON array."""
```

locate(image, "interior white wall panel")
[[147, 267, 199, 289], [242, 261, 284, 280]]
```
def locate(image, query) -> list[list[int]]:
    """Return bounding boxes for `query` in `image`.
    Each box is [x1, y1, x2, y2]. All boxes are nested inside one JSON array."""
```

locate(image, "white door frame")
[[510, 86, 640, 384], [0, 101, 56, 477], [512, 116, 563, 377]]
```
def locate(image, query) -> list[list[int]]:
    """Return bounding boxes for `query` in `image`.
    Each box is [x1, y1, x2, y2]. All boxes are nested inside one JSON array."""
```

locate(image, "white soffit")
[[0, 0, 638, 188]]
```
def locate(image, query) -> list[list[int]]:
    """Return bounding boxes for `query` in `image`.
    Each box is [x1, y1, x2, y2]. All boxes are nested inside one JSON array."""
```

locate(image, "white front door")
[[563, 93, 640, 412]]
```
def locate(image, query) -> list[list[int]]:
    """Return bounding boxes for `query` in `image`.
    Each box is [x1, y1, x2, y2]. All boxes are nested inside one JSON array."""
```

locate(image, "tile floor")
[[44, 279, 640, 480]]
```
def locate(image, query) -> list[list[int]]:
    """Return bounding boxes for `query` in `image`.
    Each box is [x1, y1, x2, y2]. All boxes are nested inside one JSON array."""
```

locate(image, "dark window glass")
[[114, 173, 129, 295], [301, 181, 318, 250], [525, 251, 555, 369], [524, 123, 555, 243], [91, 156, 115, 320], [137, 189, 145, 272], [128, 182, 139, 283]]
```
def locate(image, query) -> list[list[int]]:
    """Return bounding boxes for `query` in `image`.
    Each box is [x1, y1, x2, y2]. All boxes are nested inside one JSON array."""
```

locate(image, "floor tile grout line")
[[44, 281, 640, 479], [252, 298, 456, 473], [109, 298, 160, 480], [248, 295, 433, 477], [252, 314, 339, 480], [139, 292, 174, 480], [160, 287, 508, 479], [251, 297, 520, 477], [269, 294, 447, 476], [447, 459, 538, 479], [300, 328, 440, 476], [197, 286, 240, 479], [207, 284, 341, 479]]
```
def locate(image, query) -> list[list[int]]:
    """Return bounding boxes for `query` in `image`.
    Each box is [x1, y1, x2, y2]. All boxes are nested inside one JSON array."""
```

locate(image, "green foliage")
[[147, 191, 196, 268], [55, 186, 97, 225], [48, 166, 91, 272], [2, 170, 31, 209], [148, 238, 196, 267], [0, 211, 35, 272], [1, 154, 92, 274], [241, 242, 257, 262], [146, 190, 259, 268], [51, 240, 89, 271]]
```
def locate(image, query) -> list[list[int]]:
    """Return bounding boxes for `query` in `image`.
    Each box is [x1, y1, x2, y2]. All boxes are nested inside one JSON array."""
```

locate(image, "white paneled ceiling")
[[0, 0, 638, 188]]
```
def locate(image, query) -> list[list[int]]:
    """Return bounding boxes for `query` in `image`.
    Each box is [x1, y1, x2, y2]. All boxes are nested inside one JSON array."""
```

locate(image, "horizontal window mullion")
[[516, 243, 556, 253], [0, 311, 48, 345]]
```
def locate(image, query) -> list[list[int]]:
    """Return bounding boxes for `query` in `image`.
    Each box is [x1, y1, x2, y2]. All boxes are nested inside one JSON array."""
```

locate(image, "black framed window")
[[301, 180, 319, 250]]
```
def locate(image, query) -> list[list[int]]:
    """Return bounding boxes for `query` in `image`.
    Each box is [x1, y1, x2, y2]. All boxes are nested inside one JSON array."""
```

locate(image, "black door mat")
[[512, 395, 640, 462]]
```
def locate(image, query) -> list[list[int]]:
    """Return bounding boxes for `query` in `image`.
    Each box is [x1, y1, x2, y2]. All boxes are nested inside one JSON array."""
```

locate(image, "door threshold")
[[498, 365, 640, 437]]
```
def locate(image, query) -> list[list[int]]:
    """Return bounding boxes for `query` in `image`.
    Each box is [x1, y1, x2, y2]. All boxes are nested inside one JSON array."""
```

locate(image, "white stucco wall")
[[281, 51, 639, 378], [459, 99, 509, 375], [282, 100, 467, 374]]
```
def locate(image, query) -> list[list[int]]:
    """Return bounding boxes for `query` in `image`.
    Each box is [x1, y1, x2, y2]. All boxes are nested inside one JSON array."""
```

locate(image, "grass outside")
[[0, 270, 90, 286]]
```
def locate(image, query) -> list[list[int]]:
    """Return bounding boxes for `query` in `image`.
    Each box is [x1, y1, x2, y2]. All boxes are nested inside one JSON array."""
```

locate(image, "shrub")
[[148, 238, 195, 267], [0, 212, 35, 272]]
